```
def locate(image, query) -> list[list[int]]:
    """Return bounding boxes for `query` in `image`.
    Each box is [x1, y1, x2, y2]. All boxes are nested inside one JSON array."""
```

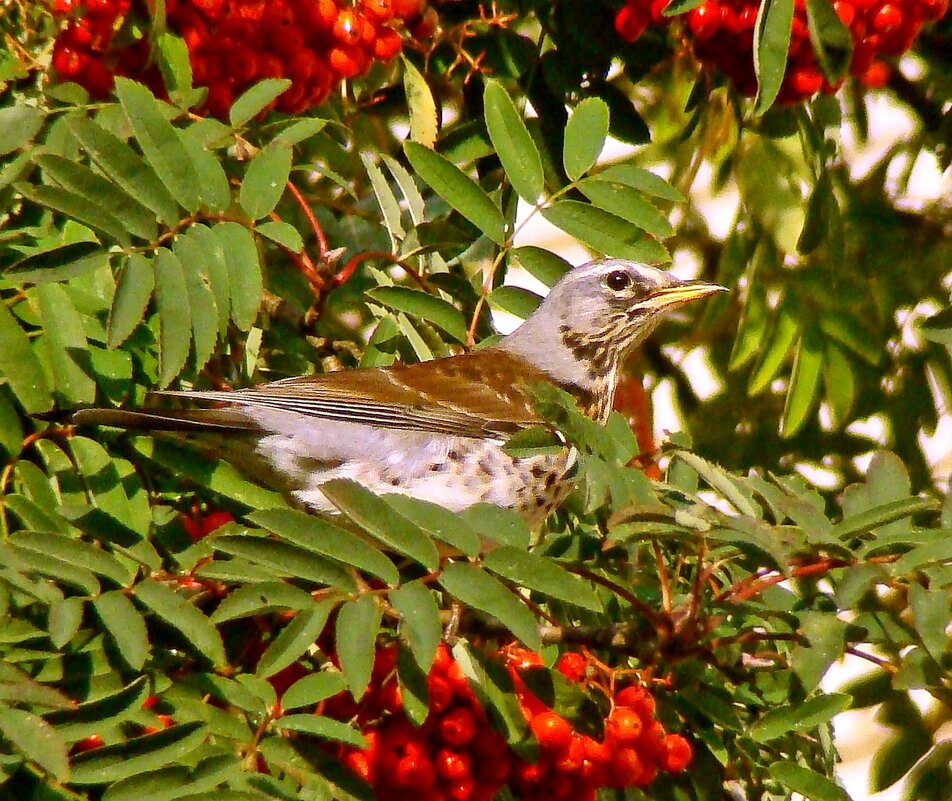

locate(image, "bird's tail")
[[68, 406, 260, 434]]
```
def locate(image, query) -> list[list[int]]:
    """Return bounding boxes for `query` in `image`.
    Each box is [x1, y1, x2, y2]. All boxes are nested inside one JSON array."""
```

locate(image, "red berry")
[[555, 652, 586, 682], [445, 776, 475, 801], [362, 0, 394, 19], [789, 65, 824, 96], [660, 734, 693, 772], [687, 1, 722, 38], [392, 0, 424, 18], [615, 5, 648, 41], [859, 59, 890, 86], [554, 733, 586, 771], [609, 707, 643, 744], [52, 42, 87, 79], [833, 0, 856, 25], [638, 720, 668, 761], [436, 748, 472, 781], [529, 711, 573, 752], [373, 26, 403, 59], [332, 9, 363, 44], [608, 746, 645, 787], [329, 45, 362, 78], [871, 2, 903, 31], [344, 749, 373, 781], [428, 675, 453, 712], [614, 685, 656, 721], [439, 706, 477, 747], [395, 754, 436, 789], [583, 732, 615, 764]]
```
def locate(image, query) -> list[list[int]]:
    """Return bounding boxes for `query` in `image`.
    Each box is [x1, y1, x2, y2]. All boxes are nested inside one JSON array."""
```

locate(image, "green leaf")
[[0, 707, 68, 781], [753, 0, 795, 115], [335, 595, 382, 700], [729, 278, 769, 371], [214, 222, 261, 330], [487, 286, 542, 320], [49, 596, 83, 648], [256, 220, 304, 252], [768, 762, 851, 801], [541, 201, 670, 263], [155, 31, 194, 99], [0, 105, 45, 155], [131, 438, 286, 510], [67, 116, 180, 226], [172, 235, 218, 371], [11, 531, 129, 585], [3, 241, 104, 285], [439, 562, 541, 651], [213, 535, 356, 590], [595, 164, 685, 202], [256, 600, 336, 679], [249, 508, 399, 586], [16, 183, 131, 246], [115, 77, 203, 213], [92, 590, 150, 671], [272, 715, 366, 748], [43, 677, 149, 740], [484, 80, 544, 203], [0, 299, 52, 413], [229, 78, 292, 127], [70, 723, 206, 785], [661, 0, 705, 14], [791, 612, 846, 693], [390, 581, 442, 674], [273, 118, 329, 147], [821, 342, 854, 427], [380, 495, 482, 556], [751, 693, 852, 741], [153, 247, 192, 387], [402, 56, 438, 148], [671, 451, 759, 516], [509, 246, 572, 287], [179, 129, 231, 214], [211, 581, 316, 623], [908, 582, 949, 663], [781, 328, 824, 438], [833, 497, 938, 541], [460, 503, 531, 549], [188, 224, 231, 337], [240, 143, 292, 220], [483, 547, 600, 611], [35, 154, 158, 242], [362, 152, 404, 240], [563, 98, 609, 182], [748, 300, 800, 395], [366, 286, 468, 343], [321, 479, 440, 570], [404, 142, 506, 245], [805, 0, 853, 82], [134, 579, 226, 667], [36, 282, 97, 405], [108, 254, 155, 349], [281, 672, 348, 711], [578, 177, 674, 238]]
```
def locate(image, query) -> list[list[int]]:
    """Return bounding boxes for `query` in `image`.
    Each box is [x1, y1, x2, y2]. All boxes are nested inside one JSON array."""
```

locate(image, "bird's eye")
[[606, 270, 632, 291]]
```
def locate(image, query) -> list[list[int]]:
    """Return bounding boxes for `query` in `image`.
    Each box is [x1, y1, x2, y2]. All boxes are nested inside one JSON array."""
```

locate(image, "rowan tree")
[[0, 2, 950, 800]]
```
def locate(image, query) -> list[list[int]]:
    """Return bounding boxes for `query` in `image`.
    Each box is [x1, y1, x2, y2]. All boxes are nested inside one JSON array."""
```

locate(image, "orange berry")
[[609, 707, 643, 744], [660, 733, 693, 772], [529, 711, 573, 752]]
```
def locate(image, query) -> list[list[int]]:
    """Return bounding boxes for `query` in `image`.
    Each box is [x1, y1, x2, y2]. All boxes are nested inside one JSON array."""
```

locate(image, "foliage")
[[1, 2, 951, 801]]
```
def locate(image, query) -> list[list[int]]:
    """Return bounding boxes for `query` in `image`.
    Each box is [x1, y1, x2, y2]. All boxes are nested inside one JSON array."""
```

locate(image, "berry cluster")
[[615, 0, 948, 102], [50, 0, 437, 117], [309, 643, 691, 801]]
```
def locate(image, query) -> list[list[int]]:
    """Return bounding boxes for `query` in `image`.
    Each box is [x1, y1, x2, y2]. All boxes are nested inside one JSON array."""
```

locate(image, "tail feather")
[[70, 407, 260, 434]]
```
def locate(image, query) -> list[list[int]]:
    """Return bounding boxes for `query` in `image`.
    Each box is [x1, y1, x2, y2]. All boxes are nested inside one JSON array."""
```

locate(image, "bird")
[[72, 260, 725, 523]]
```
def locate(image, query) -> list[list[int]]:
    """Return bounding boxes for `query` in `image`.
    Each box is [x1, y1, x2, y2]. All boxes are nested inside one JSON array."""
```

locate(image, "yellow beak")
[[636, 280, 728, 312]]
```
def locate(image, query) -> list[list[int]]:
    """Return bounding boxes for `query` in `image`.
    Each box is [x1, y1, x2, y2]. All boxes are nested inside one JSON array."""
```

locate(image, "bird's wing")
[[159, 348, 550, 440]]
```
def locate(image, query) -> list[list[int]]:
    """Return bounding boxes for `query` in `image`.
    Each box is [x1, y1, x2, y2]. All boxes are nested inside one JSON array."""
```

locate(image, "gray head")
[[499, 259, 726, 388]]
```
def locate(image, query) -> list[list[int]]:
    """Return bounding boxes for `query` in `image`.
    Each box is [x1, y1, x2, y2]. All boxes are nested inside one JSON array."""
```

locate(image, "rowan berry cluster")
[[50, 0, 437, 117], [615, 0, 948, 102], [318, 642, 692, 801]]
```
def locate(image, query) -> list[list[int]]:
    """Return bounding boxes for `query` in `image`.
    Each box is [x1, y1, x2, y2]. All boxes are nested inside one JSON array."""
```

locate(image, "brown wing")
[[160, 348, 551, 439]]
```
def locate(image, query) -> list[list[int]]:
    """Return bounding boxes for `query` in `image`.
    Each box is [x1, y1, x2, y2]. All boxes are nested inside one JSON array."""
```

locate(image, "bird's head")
[[500, 259, 726, 387]]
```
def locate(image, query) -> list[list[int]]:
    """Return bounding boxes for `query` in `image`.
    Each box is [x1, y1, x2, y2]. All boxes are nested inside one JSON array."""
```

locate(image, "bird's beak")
[[636, 280, 728, 313]]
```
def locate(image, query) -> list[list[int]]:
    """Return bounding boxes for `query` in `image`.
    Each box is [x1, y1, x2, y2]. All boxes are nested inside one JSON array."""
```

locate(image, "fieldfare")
[[73, 260, 725, 522]]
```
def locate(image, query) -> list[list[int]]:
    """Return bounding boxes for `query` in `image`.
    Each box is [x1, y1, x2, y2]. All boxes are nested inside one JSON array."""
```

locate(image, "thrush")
[[73, 260, 725, 522]]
